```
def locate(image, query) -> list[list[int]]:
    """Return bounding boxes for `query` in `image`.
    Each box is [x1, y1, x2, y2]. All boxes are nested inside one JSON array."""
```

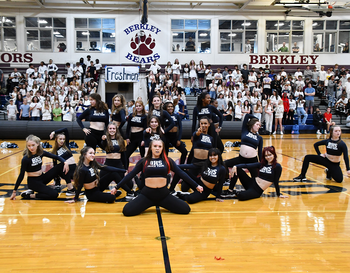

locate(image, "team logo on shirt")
[[131, 116, 141, 123], [112, 140, 119, 146], [31, 156, 42, 166], [171, 116, 178, 122], [201, 135, 212, 144], [246, 132, 258, 140], [327, 142, 338, 150], [57, 148, 67, 157], [149, 160, 164, 168], [152, 110, 161, 117], [199, 108, 210, 115], [93, 111, 106, 116], [260, 166, 272, 174], [150, 135, 161, 141], [89, 168, 96, 177], [204, 168, 217, 177]]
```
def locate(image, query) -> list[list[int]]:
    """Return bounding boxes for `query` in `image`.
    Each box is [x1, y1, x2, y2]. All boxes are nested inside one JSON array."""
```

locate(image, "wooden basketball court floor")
[[0, 135, 349, 272]]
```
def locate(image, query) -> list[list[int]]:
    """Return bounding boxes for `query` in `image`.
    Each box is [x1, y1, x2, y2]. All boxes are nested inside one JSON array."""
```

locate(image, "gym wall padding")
[[0, 121, 243, 140]]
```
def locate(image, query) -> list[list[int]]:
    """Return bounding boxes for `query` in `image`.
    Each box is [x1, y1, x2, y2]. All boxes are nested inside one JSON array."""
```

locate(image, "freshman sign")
[[105, 66, 139, 82]]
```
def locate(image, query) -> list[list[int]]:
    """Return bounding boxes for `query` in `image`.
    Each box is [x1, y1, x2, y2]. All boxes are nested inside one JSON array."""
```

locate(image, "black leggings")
[[85, 128, 104, 150], [102, 159, 133, 193], [27, 163, 69, 200], [122, 186, 190, 216], [224, 155, 259, 190], [85, 187, 116, 203], [58, 163, 76, 181], [216, 134, 224, 154], [301, 155, 343, 182], [183, 178, 213, 204], [165, 132, 188, 164], [235, 168, 264, 201], [125, 131, 145, 169]]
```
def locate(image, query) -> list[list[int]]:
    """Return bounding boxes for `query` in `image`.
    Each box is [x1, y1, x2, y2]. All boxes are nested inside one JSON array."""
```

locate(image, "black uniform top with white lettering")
[[314, 139, 350, 170], [192, 105, 223, 133], [241, 114, 263, 160], [77, 107, 109, 129], [111, 109, 126, 129], [14, 151, 66, 191], [143, 130, 165, 148], [236, 162, 282, 196], [117, 158, 199, 190], [179, 164, 226, 198], [53, 128, 72, 161], [151, 108, 175, 133], [74, 165, 126, 200], [164, 113, 183, 141], [192, 132, 214, 151], [125, 113, 148, 139], [100, 139, 127, 169]]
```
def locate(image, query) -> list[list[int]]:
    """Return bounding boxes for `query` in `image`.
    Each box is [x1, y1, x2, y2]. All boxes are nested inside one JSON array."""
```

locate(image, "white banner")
[[105, 66, 139, 82]]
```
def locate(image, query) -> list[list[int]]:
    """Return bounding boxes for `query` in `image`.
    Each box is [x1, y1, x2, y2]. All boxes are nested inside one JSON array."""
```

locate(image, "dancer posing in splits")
[[114, 140, 203, 216], [111, 94, 127, 138], [142, 116, 165, 155], [163, 102, 188, 164], [148, 95, 174, 134], [231, 146, 288, 201], [77, 93, 109, 150], [222, 113, 263, 197], [100, 123, 136, 200], [170, 116, 214, 192], [66, 146, 127, 203], [293, 126, 350, 182], [10, 135, 69, 200], [176, 148, 227, 204]]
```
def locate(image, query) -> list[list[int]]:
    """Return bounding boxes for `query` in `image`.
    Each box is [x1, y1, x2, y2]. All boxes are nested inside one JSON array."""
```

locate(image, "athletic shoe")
[[125, 191, 137, 201], [21, 192, 31, 199], [272, 131, 276, 135], [175, 192, 188, 200], [324, 168, 332, 180], [66, 188, 76, 196], [280, 131, 283, 135], [221, 189, 236, 198], [316, 130, 321, 135], [324, 131, 328, 134], [115, 190, 122, 197], [22, 189, 34, 195], [170, 190, 177, 196], [293, 175, 307, 182], [223, 179, 231, 186]]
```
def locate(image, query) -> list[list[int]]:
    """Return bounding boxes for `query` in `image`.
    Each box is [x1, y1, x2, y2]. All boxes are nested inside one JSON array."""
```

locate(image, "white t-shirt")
[[7, 104, 17, 116], [30, 102, 42, 117]]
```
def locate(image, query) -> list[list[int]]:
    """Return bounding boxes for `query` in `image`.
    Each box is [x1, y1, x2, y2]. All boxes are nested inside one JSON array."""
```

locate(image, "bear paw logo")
[[130, 33, 155, 56]]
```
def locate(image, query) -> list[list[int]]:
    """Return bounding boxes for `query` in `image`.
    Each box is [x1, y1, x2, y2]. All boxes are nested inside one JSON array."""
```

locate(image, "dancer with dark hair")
[[111, 94, 127, 138], [148, 95, 174, 134], [142, 115, 166, 155]]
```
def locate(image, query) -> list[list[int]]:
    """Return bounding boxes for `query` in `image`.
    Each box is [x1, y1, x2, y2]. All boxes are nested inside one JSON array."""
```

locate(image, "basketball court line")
[[156, 206, 172, 273], [0, 149, 24, 161]]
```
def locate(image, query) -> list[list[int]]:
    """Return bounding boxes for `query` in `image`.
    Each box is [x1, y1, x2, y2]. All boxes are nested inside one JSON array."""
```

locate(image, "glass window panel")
[[246, 31, 257, 53], [292, 20, 304, 30], [340, 21, 350, 30], [185, 20, 197, 30], [0, 31, 2, 50], [53, 18, 66, 28], [54, 29, 66, 52], [76, 31, 88, 51], [266, 33, 278, 52], [171, 19, 184, 30], [4, 28, 17, 52], [3, 17, 15, 27], [103, 18, 115, 29], [292, 31, 303, 54], [325, 32, 336, 52], [75, 18, 87, 28], [25, 17, 38, 28], [232, 20, 244, 30], [89, 18, 101, 29], [220, 32, 231, 51], [279, 20, 290, 30], [326, 21, 337, 30], [245, 20, 257, 29], [231, 32, 243, 53], [184, 32, 196, 51], [89, 30, 101, 51], [39, 18, 52, 28], [198, 30, 210, 53], [266, 21, 278, 30], [198, 20, 210, 30], [313, 33, 324, 52], [27, 30, 39, 51], [40, 30, 52, 50], [219, 20, 231, 30], [172, 32, 184, 52], [277, 32, 289, 52], [102, 29, 115, 53], [313, 21, 324, 30], [338, 32, 349, 53]]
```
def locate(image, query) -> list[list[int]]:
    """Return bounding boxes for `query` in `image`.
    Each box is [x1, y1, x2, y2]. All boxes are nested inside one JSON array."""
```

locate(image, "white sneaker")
[[272, 131, 276, 135], [280, 131, 283, 135], [316, 130, 321, 135], [324, 131, 328, 134]]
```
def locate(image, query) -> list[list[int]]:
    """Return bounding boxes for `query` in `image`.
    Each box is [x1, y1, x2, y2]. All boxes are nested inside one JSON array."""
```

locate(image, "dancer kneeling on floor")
[[10, 134, 70, 200], [66, 146, 127, 203], [230, 146, 288, 201], [293, 126, 350, 183], [176, 148, 227, 203], [115, 140, 203, 216]]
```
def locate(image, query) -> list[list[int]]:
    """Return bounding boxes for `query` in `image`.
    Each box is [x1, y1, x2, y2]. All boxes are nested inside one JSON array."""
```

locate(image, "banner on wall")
[[105, 66, 139, 82], [249, 55, 320, 65]]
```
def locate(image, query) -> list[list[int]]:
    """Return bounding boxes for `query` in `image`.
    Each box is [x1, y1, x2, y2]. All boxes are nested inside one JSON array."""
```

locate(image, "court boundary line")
[[0, 149, 24, 161], [156, 206, 172, 273]]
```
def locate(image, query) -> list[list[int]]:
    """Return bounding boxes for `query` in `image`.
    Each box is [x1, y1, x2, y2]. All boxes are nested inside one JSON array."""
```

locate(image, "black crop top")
[[14, 151, 66, 191], [240, 114, 263, 160], [126, 113, 148, 138], [164, 113, 183, 141], [314, 139, 350, 170], [100, 138, 127, 168], [112, 109, 126, 129], [74, 164, 125, 200], [192, 132, 214, 151], [150, 108, 175, 133], [117, 158, 199, 189], [236, 162, 282, 196], [77, 107, 109, 129], [192, 105, 223, 133], [53, 128, 72, 161], [143, 130, 164, 148]]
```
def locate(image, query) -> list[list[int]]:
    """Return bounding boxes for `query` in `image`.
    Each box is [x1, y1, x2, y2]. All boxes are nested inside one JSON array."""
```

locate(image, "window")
[[171, 19, 211, 53], [266, 20, 304, 53], [312, 20, 337, 53], [219, 20, 257, 53], [75, 18, 115, 53], [0, 17, 17, 52], [25, 17, 66, 52], [338, 20, 350, 53]]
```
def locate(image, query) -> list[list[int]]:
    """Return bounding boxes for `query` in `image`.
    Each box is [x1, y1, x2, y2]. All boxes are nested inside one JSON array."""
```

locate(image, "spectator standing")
[[19, 98, 30, 120], [52, 102, 62, 121], [29, 96, 42, 121], [7, 99, 18, 121], [304, 82, 315, 114], [42, 100, 52, 121]]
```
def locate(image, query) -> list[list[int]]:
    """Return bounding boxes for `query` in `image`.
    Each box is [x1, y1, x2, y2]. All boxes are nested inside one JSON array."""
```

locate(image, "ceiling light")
[[82, 31, 90, 35], [228, 33, 237, 37], [199, 33, 207, 37], [241, 22, 251, 26], [39, 20, 48, 24]]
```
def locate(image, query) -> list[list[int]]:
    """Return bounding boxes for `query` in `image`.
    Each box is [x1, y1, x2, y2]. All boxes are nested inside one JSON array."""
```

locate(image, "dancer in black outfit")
[[293, 126, 350, 182], [148, 95, 175, 134], [222, 113, 263, 197], [77, 93, 109, 150], [142, 116, 166, 155], [10, 135, 69, 200], [163, 102, 188, 164], [231, 146, 288, 201], [115, 140, 203, 216], [66, 147, 126, 203], [176, 148, 227, 203], [111, 94, 127, 138]]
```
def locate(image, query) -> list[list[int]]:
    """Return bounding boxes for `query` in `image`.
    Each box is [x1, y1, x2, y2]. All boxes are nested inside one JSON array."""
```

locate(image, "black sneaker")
[[66, 188, 76, 196], [115, 190, 122, 197], [324, 168, 332, 180], [221, 189, 236, 198], [54, 185, 62, 192], [21, 192, 31, 199], [175, 192, 188, 200], [22, 189, 34, 195], [223, 179, 230, 186], [293, 175, 307, 182], [125, 191, 137, 201]]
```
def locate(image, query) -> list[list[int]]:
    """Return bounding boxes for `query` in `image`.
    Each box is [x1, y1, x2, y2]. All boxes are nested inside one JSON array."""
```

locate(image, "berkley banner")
[[105, 66, 139, 82], [249, 55, 320, 65]]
